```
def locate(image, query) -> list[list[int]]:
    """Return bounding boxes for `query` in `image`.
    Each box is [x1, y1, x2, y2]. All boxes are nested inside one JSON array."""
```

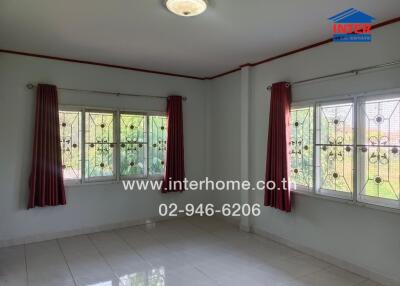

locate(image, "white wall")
[[0, 53, 209, 245], [206, 72, 242, 207], [209, 22, 400, 285]]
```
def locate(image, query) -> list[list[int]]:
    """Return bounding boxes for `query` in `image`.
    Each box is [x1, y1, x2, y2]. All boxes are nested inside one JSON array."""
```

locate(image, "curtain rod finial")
[[26, 83, 35, 90]]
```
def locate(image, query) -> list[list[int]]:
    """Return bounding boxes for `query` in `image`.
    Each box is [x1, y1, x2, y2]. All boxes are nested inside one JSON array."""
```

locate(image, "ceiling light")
[[166, 0, 207, 17]]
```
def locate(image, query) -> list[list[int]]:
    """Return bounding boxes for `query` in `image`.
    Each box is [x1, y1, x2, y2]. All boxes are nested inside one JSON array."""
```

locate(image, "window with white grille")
[[357, 97, 400, 208], [149, 115, 167, 176], [120, 113, 147, 178], [59, 110, 82, 181], [85, 111, 116, 180], [290, 91, 400, 209], [316, 102, 354, 199], [59, 108, 167, 184], [290, 106, 314, 190]]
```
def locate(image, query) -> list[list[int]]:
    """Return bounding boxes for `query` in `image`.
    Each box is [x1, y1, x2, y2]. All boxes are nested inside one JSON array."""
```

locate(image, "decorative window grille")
[[85, 111, 115, 180], [59, 108, 167, 184], [357, 97, 400, 206], [149, 116, 168, 176], [317, 102, 354, 197], [290, 106, 314, 190], [120, 114, 147, 178], [59, 110, 82, 181], [290, 93, 400, 209]]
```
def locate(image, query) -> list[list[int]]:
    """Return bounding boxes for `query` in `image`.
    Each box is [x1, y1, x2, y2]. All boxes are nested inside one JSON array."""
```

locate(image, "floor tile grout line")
[[197, 218, 372, 285], [184, 216, 242, 243], [56, 239, 78, 286], [113, 226, 195, 276], [183, 218, 313, 284], [192, 264, 224, 286], [112, 229, 149, 263], [111, 229, 162, 285], [85, 234, 128, 286], [114, 220, 224, 285], [141, 222, 195, 253], [248, 231, 372, 283], [23, 244, 29, 286], [145, 218, 235, 285]]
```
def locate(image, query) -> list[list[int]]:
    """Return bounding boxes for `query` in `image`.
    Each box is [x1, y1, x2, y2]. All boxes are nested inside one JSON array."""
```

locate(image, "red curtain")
[[162, 96, 185, 193], [28, 84, 66, 209], [264, 82, 292, 212]]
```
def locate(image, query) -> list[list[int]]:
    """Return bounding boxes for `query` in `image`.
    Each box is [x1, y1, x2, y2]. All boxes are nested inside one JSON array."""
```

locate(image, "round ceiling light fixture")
[[166, 0, 207, 17]]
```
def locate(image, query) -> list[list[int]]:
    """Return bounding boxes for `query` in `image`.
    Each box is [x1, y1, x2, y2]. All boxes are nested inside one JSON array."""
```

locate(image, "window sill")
[[65, 180, 120, 188], [64, 176, 164, 189], [291, 189, 400, 214]]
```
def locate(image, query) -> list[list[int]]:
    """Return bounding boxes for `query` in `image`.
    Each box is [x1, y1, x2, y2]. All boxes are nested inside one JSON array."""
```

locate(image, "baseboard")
[[0, 215, 184, 248], [251, 226, 400, 286]]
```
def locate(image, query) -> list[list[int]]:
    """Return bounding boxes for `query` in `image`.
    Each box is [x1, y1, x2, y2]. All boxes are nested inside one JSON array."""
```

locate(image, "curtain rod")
[[26, 83, 187, 101], [266, 59, 400, 91]]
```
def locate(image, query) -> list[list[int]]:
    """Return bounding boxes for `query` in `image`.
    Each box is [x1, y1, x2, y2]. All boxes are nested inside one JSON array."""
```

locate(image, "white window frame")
[[83, 108, 118, 183], [59, 106, 84, 186], [59, 105, 167, 186], [290, 88, 400, 212], [147, 111, 168, 179], [119, 111, 149, 180], [356, 92, 400, 210], [315, 99, 355, 201], [289, 102, 314, 193]]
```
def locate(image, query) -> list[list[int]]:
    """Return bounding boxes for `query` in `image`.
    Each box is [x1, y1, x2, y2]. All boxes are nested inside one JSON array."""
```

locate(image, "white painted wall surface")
[[207, 22, 400, 285], [246, 23, 400, 284], [0, 53, 208, 244], [207, 72, 242, 207]]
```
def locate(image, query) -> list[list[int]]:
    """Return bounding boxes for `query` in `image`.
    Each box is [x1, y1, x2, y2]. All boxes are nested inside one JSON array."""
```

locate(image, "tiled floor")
[[0, 217, 382, 286]]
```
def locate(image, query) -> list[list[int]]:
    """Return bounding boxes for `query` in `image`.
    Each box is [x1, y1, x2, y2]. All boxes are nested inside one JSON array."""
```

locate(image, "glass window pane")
[[358, 97, 400, 204], [290, 106, 314, 190], [318, 103, 353, 196], [120, 114, 147, 177], [85, 111, 115, 179], [149, 115, 167, 176], [59, 110, 82, 180]]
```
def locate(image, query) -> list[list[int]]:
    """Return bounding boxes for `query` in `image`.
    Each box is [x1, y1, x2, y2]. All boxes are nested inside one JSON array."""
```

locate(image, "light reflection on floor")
[[0, 217, 380, 286], [119, 267, 166, 286]]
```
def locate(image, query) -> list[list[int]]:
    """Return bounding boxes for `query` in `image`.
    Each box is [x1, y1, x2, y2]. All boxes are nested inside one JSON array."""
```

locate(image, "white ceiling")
[[1, 0, 399, 78]]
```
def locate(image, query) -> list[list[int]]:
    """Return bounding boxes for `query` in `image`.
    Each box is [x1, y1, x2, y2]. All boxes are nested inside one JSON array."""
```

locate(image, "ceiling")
[[1, 0, 399, 78]]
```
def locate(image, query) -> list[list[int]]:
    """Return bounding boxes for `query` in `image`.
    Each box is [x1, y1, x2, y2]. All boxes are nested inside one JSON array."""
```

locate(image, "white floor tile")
[[0, 246, 27, 286], [26, 240, 75, 286], [58, 235, 122, 286], [0, 217, 382, 286]]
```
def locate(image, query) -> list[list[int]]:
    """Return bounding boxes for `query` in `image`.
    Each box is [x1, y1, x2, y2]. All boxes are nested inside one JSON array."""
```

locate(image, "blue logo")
[[328, 8, 375, 42]]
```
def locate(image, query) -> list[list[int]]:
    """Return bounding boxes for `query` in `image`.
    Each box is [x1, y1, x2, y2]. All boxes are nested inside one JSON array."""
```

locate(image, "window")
[[120, 113, 147, 178], [59, 110, 82, 181], [149, 115, 167, 176], [85, 111, 116, 181], [357, 97, 400, 207], [290, 91, 400, 209], [317, 102, 353, 198], [290, 106, 314, 190], [59, 107, 167, 184]]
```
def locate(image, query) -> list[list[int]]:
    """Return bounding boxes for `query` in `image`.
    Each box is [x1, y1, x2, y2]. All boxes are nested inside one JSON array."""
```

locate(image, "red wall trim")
[[0, 49, 205, 80], [206, 16, 400, 79], [1, 16, 399, 81]]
